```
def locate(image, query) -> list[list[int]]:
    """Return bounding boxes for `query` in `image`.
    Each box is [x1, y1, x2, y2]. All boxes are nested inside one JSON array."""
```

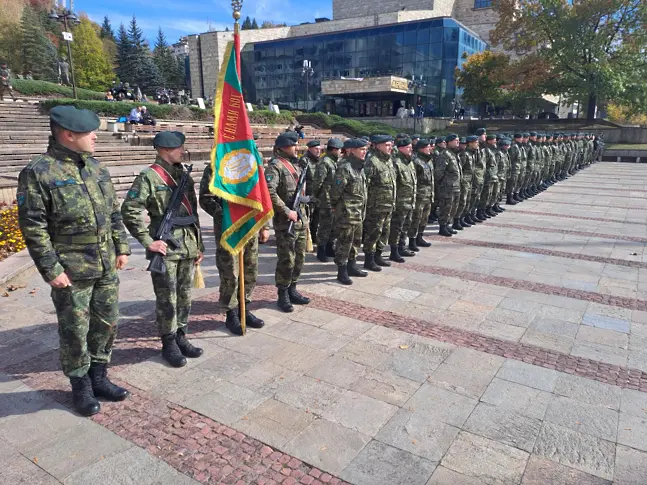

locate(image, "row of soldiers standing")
[[297, 129, 601, 285]]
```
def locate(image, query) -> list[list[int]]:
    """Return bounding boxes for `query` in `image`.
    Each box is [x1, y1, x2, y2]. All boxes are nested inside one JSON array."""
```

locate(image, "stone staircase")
[[0, 102, 342, 204]]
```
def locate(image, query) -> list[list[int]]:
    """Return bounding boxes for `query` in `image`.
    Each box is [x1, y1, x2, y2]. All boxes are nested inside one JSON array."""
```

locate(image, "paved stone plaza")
[[1, 162, 647, 484]]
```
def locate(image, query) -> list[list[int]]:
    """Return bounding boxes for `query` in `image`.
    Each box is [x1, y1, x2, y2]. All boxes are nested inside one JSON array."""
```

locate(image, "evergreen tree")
[[153, 27, 178, 87], [241, 16, 252, 30], [20, 6, 57, 81], [100, 16, 115, 41], [251, 18, 259, 29], [71, 17, 114, 91], [175, 56, 187, 90], [138, 56, 164, 92], [115, 23, 133, 82]]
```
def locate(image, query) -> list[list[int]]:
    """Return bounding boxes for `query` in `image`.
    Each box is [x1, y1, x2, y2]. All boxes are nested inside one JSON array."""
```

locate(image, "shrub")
[[40, 99, 212, 121], [296, 113, 400, 137], [0, 204, 26, 261], [248, 109, 296, 125], [12, 79, 106, 100]]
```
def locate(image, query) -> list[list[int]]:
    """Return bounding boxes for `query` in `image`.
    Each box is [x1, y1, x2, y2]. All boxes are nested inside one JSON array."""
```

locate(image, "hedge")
[[296, 113, 400, 137], [12, 79, 106, 101], [40, 99, 212, 121]]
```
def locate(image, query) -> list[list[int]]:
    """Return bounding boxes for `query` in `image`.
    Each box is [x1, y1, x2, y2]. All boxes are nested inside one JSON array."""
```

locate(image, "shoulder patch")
[[126, 189, 139, 200], [16, 192, 25, 207], [265, 174, 274, 182]]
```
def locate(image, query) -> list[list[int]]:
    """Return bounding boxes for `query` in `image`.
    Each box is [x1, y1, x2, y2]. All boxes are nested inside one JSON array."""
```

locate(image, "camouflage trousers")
[[489, 180, 501, 206], [388, 206, 413, 245], [215, 223, 258, 311], [470, 181, 483, 212], [409, 197, 432, 237], [309, 205, 320, 246], [275, 227, 306, 287], [52, 272, 119, 378], [0, 84, 15, 101], [335, 224, 362, 265], [317, 207, 335, 245], [151, 258, 195, 336], [499, 178, 507, 198], [363, 209, 392, 253], [507, 174, 518, 194], [456, 182, 471, 218], [480, 182, 494, 209], [437, 192, 459, 226]]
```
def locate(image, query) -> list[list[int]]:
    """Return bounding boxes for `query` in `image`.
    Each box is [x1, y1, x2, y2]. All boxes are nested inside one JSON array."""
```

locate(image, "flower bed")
[[0, 204, 26, 261]]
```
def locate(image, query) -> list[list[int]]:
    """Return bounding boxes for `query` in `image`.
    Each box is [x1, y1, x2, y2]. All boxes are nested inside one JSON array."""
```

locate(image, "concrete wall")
[[332, 0, 454, 21], [349, 116, 452, 134], [452, 0, 498, 44]]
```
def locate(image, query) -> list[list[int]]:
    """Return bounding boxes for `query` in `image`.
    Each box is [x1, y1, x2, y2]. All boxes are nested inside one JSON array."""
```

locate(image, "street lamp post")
[[49, 1, 80, 99], [302, 60, 314, 112], [408, 74, 426, 134]]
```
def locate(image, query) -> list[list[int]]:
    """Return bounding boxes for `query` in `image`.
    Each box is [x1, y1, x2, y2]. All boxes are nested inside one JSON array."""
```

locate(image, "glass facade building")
[[240, 17, 487, 117]]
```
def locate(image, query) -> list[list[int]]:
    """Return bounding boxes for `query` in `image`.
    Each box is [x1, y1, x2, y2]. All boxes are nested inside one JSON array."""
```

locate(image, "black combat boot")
[[348, 259, 368, 277], [408, 237, 420, 252], [473, 210, 485, 223], [176, 328, 203, 358], [226, 309, 244, 335], [337, 264, 353, 285], [245, 310, 265, 329], [416, 234, 431, 247], [389, 244, 405, 262], [364, 252, 382, 272], [514, 192, 523, 202], [507, 194, 517, 205], [316, 245, 329, 263], [461, 216, 473, 227], [161, 333, 187, 367], [288, 284, 310, 304], [486, 207, 497, 217], [277, 286, 294, 313], [375, 249, 391, 267], [495, 203, 505, 212], [70, 375, 101, 417], [399, 243, 416, 257], [439, 224, 453, 237], [325, 241, 335, 258], [452, 218, 464, 231], [88, 363, 129, 402]]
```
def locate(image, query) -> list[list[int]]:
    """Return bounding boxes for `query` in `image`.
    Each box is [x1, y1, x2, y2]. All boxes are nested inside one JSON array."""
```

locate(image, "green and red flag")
[[209, 32, 273, 254]]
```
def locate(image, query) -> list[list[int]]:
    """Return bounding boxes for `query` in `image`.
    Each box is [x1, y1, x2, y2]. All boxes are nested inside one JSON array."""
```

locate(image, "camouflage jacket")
[[329, 155, 367, 226], [458, 148, 476, 189], [0, 67, 10, 86], [509, 142, 524, 176], [495, 149, 510, 182], [17, 138, 131, 282], [299, 151, 319, 197], [541, 144, 552, 166], [472, 145, 486, 184], [364, 149, 396, 213], [393, 152, 417, 210], [311, 152, 338, 209], [483, 145, 498, 183], [435, 148, 461, 193], [121, 157, 204, 261], [412, 153, 434, 200], [265, 155, 308, 231]]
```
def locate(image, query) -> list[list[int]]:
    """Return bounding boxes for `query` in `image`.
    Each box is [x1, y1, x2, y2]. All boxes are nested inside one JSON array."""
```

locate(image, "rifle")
[[147, 164, 198, 274], [287, 161, 308, 237]]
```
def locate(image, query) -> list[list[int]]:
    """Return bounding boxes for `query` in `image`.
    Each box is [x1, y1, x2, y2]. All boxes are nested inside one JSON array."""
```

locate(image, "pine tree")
[[100, 16, 115, 41], [175, 55, 187, 90], [20, 6, 57, 81], [115, 23, 133, 82], [242, 16, 252, 30], [153, 27, 178, 87], [71, 17, 114, 91], [251, 18, 259, 29]]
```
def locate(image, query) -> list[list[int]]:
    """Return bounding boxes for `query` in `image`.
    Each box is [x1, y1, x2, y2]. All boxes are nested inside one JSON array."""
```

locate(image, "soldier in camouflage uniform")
[[362, 134, 396, 271], [429, 137, 446, 224], [300, 140, 321, 245], [494, 135, 508, 213], [122, 131, 205, 369], [507, 133, 523, 205], [388, 137, 417, 262], [329, 138, 369, 285], [457, 135, 478, 227], [469, 134, 486, 223], [408, 139, 434, 250], [312, 138, 343, 262], [435, 134, 462, 237], [479, 135, 499, 218], [17, 105, 131, 416], [0, 62, 16, 101], [265, 133, 311, 313], [198, 164, 269, 336]]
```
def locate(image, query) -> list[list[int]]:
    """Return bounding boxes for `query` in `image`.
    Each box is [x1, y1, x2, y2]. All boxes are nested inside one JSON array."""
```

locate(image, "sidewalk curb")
[[0, 249, 34, 285]]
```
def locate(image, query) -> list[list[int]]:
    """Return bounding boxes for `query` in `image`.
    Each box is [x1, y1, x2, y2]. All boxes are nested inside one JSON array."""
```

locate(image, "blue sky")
[[74, 0, 332, 45]]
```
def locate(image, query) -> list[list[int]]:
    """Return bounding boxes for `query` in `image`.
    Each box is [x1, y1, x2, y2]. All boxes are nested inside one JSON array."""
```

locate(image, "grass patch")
[[606, 144, 647, 150], [297, 113, 402, 137], [13, 79, 105, 101], [40, 99, 212, 121]]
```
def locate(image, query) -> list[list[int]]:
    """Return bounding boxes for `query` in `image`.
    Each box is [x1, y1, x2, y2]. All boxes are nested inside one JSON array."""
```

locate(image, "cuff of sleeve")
[[140, 235, 155, 249], [283, 206, 292, 216], [115, 243, 132, 256], [43, 263, 65, 283]]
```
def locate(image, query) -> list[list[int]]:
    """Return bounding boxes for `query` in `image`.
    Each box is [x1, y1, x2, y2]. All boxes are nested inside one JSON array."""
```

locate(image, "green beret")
[[495, 134, 502, 140], [343, 138, 368, 149], [436, 137, 446, 144], [415, 139, 430, 150], [514, 133, 523, 139], [360, 136, 370, 142], [466, 135, 478, 143], [475, 128, 487, 136], [459, 137, 467, 144], [371, 134, 393, 144], [486, 134, 497, 141], [546, 134, 553, 140], [499, 138, 511, 146], [275, 133, 298, 148], [327, 137, 344, 149], [50, 105, 100, 133], [412, 134, 421, 139], [253, 133, 259, 140], [306, 140, 320, 148], [522, 133, 530, 137], [529, 132, 538, 137], [395, 132, 408, 139], [445, 134, 459, 142], [153, 131, 186, 149], [395, 137, 412, 147]]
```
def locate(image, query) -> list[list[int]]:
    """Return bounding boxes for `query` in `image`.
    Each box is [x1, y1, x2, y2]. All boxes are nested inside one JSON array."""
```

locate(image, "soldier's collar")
[[416, 152, 432, 161], [47, 136, 88, 163], [154, 156, 184, 173]]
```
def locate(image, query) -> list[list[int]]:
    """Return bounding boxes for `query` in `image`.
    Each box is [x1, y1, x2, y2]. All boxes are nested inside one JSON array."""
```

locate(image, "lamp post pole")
[[62, 15, 77, 100], [408, 74, 426, 134], [302, 60, 313, 112], [50, 1, 80, 99]]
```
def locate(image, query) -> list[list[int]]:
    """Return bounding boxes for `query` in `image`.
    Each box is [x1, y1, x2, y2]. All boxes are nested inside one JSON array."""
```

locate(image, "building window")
[[474, 0, 492, 8]]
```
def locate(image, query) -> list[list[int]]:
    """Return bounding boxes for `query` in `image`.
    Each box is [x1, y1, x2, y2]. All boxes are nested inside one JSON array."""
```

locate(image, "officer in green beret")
[[389, 136, 417, 261], [17, 105, 132, 416], [435, 134, 462, 236], [330, 138, 369, 285], [300, 139, 321, 245], [312, 137, 343, 262], [457, 135, 477, 228], [429, 137, 446, 224], [265, 133, 312, 312], [121, 131, 205, 368], [408, 139, 434, 250]]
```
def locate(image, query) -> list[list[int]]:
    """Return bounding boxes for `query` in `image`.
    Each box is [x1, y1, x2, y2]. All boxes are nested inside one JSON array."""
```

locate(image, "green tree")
[[492, 0, 647, 120], [70, 17, 113, 91], [455, 51, 510, 111], [20, 5, 57, 81], [153, 27, 178, 87], [100, 16, 115, 41], [241, 16, 252, 30], [0, 0, 27, 71], [115, 23, 133, 82], [251, 18, 259, 29]]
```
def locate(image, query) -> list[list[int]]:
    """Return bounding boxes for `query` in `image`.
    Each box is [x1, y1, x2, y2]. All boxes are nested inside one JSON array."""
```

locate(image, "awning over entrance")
[[321, 76, 413, 96]]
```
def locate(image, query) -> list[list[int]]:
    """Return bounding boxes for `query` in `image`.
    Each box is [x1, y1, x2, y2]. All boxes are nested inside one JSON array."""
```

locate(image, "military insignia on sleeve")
[[126, 189, 139, 200], [336, 178, 342, 185], [16, 192, 25, 207], [265, 174, 273, 182]]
